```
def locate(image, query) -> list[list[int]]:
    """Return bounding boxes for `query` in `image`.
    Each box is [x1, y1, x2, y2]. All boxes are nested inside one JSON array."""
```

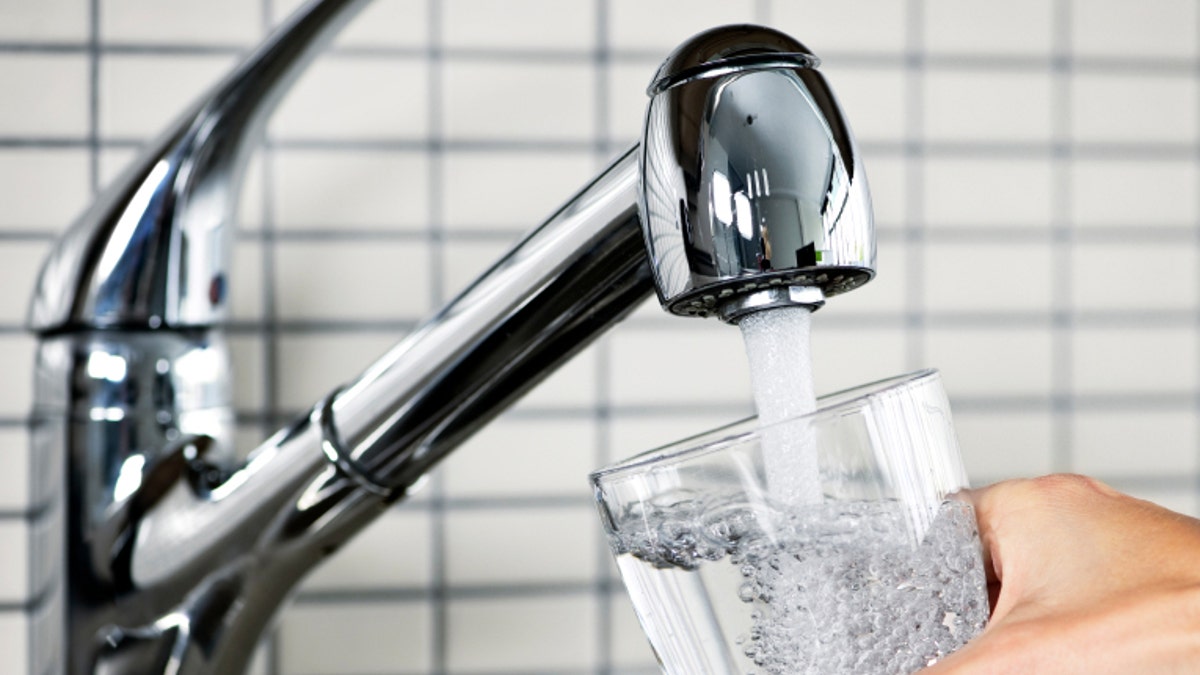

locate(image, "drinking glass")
[[590, 369, 988, 675]]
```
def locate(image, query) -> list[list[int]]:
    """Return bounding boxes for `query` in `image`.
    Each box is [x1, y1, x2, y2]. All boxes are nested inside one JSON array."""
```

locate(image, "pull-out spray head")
[[639, 25, 875, 323]]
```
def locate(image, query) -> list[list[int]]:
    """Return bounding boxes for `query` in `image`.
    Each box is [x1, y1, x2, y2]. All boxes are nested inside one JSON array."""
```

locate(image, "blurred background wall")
[[1, 0, 1197, 673]]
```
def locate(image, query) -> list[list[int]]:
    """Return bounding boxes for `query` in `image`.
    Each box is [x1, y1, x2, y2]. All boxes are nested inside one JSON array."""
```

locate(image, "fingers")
[[962, 475, 1104, 620]]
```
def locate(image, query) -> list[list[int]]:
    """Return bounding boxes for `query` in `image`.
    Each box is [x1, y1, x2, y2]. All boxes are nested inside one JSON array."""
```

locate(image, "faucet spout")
[[26, 4, 875, 673]]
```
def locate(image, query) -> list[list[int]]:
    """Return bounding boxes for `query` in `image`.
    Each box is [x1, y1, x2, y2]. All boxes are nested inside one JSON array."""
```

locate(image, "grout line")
[[87, 0, 100, 194], [259, 0, 282, 672], [903, 0, 926, 370], [8, 136, 1200, 162], [592, 4, 614, 673], [1, 39, 1198, 74], [426, 3, 448, 673], [1050, 0, 1074, 475], [6, 306, 1200, 338], [1195, 2, 1200, 514]]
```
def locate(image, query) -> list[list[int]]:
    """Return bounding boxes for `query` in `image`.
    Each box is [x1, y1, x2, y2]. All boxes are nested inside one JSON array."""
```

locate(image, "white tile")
[[229, 238, 265, 321], [954, 411, 1054, 482], [228, 335, 265, 413], [235, 150, 266, 232], [0, 521, 28, 604], [627, 293, 670, 322], [443, 60, 595, 140], [28, 586, 62, 675], [302, 509, 431, 590], [272, 150, 430, 231], [1071, 243, 1197, 312], [1071, 73, 1197, 144], [864, 155, 906, 231], [0, 241, 50, 323], [509, 341, 598, 410], [443, 417, 598, 498], [1072, 410, 1196, 476], [100, 54, 239, 139], [608, 324, 752, 407], [98, 147, 138, 188], [444, 506, 597, 585], [225, 241, 264, 326], [278, 601, 432, 675], [101, 0, 261, 45], [609, 0, 756, 52], [924, 70, 1053, 143], [608, 60, 657, 145], [444, 0, 595, 50], [925, 0, 1053, 55], [1071, 0, 1198, 59], [0, 429, 29, 512], [271, 0, 428, 48], [276, 332, 402, 410], [0, 54, 89, 137], [1071, 327, 1196, 395], [446, 595, 598, 672], [608, 412, 730, 464], [0, 335, 35, 417], [771, 0, 906, 54], [441, 151, 596, 231], [818, 240, 906, 316], [269, 57, 429, 139], [0, 0, 88, 41], [0, 148, 90, 231], [923, 242, 1054, 313], [924, 328, 1053, 398], [0, 613, 28, 675], [811, 325, 909, 395], [1071, 159, 1197, 228], [924, 158, 1054, 228], [440, 239, 516, 301], [274, 240, 431, 321], [609, 590, 659, 669], [1117, 487, 1199, 519], [821, 65, 906, 144]]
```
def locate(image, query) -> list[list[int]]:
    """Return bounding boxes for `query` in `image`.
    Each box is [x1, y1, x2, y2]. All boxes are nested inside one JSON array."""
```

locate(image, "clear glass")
[[591, 369, 988, 675]]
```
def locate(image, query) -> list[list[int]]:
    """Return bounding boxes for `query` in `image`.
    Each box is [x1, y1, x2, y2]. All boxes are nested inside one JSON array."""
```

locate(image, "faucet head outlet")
[[639, 25, 876, 323]]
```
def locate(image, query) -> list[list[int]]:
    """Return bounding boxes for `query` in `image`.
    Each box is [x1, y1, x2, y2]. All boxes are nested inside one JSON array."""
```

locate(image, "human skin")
[[922, 474, 1200, 674]]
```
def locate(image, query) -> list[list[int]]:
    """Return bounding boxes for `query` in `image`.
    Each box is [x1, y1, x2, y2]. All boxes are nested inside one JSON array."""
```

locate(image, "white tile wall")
[[99, 54, 239, 139], [1071, 159, 1198, 227], [924, 69, 1054, 143], [1071, 0, 1198, 58], [924, 0, 1054, 56], [3, 1, 1200, 674], [0, 54, 88, 137], [923, 158, 1055, 228], [100, 0, 262, 46], [0, 149, 91, 231]]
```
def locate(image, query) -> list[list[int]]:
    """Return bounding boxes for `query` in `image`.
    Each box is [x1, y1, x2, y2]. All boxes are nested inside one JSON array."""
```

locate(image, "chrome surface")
[[640, 25, 876, 320], [27, 0, 370, 332], [27, 4, 875, 673]]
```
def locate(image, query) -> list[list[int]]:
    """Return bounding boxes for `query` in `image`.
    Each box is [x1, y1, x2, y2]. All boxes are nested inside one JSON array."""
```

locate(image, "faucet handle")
[[639, 24, 876, 322], [27, 0, 370, 334]]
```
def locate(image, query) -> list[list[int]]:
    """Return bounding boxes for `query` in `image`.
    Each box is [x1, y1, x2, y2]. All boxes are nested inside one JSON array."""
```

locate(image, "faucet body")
[[26, 1, 873, 672]]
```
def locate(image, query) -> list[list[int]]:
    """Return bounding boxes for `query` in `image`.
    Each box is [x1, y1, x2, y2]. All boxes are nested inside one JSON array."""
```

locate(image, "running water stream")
[[738, 306, 822, 504]]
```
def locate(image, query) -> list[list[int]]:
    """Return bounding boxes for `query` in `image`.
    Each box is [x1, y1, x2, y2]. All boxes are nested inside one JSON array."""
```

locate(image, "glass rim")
[[589, 368, 941, 485]]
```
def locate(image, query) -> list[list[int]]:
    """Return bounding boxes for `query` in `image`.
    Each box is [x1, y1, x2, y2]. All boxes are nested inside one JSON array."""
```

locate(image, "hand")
[[923, 474, 1200, 674]]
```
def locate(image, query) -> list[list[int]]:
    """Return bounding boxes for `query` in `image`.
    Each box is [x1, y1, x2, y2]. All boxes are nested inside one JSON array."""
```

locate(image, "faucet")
[[26, 0, 874, 672]]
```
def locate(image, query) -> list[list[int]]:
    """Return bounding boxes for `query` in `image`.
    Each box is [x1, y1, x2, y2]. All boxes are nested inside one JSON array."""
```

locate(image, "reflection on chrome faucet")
[[26, 0, 874, 672]]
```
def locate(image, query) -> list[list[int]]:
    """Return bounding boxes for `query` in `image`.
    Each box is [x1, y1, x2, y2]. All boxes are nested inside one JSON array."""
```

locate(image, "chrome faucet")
[[26, 1, 874, 672]]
